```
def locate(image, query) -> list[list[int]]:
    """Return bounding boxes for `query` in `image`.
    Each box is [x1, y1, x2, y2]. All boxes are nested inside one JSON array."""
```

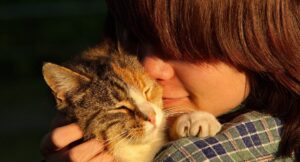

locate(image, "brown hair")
[[105, 0, 300, 159]]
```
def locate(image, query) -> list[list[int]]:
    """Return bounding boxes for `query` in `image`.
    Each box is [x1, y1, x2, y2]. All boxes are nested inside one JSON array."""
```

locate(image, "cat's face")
[[42, 52, 165, 150]]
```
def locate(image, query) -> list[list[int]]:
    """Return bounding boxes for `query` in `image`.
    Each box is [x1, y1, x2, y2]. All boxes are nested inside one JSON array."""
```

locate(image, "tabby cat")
[[42, 42, 221, 162]]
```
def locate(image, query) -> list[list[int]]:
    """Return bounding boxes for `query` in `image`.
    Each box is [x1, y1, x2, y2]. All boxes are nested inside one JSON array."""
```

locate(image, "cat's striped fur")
[[42, 42, 166, 162]]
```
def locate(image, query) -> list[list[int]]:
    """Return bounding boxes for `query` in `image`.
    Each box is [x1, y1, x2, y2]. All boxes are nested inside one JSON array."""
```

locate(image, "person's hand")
[[40, 113, 115, 162]]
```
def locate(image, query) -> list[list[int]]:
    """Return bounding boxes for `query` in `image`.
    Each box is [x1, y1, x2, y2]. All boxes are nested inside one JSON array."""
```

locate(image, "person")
[[40, 0, 300, 161]]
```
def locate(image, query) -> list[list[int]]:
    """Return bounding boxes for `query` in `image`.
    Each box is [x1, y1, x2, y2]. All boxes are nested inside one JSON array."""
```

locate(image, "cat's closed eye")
[[115, 100, 134, 110], [117, 106, 134, 113], [42, 42, 167, 162], [143, 87, 151, 99]]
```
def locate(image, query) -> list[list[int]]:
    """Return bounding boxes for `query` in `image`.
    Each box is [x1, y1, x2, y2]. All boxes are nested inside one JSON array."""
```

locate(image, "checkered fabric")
[[154, 111, 295, 162]]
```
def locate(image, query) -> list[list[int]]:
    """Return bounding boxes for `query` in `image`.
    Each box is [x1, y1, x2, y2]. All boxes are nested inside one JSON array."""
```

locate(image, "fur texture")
[[42, 42, 221, 162], [43, 43, 166, 162]]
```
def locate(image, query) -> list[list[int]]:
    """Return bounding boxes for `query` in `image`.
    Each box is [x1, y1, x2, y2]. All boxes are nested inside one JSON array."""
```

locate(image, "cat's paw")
[[169, 111, 222, 140]]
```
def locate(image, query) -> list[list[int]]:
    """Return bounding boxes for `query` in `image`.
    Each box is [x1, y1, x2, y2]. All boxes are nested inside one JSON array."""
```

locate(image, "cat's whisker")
[[163, 104, 195, 111], [112, 131, 138, 148], [163, 105, 200, 118], [164, 111, 187, 115], [44, 42, 170, 162], [111, 135, 128, 147], [164, 111, 188, 117], [108, 130, 126, 139], [163, 107, 186, 112], [164, 109, 187, 113], [105, 127, 143, 147], [102, 131, 130, 150], [163, 108, 184, 112], [164, 114, 184, 117], [105, 131, 128, 144]]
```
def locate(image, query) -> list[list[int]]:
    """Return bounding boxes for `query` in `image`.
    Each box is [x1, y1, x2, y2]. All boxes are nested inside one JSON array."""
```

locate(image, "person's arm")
[[40, 113, 115, 162], [154, 111, 294, 161]]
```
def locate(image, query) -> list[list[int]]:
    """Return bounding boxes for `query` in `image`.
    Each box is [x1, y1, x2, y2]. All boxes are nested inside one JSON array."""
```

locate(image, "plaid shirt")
[[154, 111, 295, 162]]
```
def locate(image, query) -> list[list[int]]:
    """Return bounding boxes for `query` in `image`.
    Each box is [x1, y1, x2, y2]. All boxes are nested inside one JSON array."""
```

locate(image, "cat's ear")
[[42, 63, 90, 109]]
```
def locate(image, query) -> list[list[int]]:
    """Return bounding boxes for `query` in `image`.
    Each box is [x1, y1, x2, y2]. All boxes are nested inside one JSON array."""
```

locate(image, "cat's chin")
[[122, 121, 165, 144], [112, 125, 166, 162], [113, 133, 166, 162], [125, 128, 164, 144], [141, 121, 166, 143]]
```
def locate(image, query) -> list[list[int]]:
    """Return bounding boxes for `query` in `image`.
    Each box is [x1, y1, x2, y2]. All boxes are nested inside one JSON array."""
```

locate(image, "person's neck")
[[217, 103, 249, 123]]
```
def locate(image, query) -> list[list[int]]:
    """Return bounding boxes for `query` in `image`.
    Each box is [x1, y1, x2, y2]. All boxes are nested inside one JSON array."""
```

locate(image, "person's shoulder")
[[222, 110, 283, 136], [154, 111, 294, 162]]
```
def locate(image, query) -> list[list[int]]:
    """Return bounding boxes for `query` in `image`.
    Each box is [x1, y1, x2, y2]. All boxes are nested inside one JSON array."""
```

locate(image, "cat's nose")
[[138, 102, 157, 126], [142, 55, 174, 81]]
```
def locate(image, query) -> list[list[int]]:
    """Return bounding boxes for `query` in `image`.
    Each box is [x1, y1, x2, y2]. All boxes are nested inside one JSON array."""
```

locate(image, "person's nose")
[[142, 55, 174, 81]]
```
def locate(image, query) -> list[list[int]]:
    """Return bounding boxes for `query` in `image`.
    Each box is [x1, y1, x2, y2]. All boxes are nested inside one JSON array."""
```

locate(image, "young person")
[[40, 0, 299, 161]]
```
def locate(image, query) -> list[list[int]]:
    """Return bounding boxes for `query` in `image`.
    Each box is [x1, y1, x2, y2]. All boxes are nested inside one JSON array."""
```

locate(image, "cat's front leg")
[[169, 111, 222, 140]]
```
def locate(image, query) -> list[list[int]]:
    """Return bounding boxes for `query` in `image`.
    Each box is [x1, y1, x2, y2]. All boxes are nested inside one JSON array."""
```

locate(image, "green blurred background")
[[0, 1, 107, 161]]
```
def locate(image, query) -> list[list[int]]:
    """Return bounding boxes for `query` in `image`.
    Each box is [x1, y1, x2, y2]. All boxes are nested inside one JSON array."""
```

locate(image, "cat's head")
[[42, 50, 165, 148]]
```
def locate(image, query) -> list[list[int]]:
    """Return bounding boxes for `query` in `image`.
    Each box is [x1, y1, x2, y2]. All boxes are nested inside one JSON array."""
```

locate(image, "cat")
[[42, 41, 222, 162]]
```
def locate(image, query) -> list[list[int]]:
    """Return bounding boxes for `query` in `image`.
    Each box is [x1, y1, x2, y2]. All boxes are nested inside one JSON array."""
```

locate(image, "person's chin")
[[163, 97, 188, 108], [162, 97, 197, 112]]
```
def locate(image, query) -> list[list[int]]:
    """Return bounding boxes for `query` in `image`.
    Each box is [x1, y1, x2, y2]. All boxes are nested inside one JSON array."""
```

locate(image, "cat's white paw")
[[170, 111, 222, 139]]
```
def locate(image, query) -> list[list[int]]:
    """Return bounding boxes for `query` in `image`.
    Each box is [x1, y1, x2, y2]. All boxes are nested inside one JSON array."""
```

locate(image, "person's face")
[[142, 55, 249, 117]]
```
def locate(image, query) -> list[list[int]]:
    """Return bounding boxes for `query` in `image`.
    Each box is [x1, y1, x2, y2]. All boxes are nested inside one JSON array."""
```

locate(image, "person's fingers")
[[43, 147, 70, 162], [88, 152, 116, 162], [40, 123, 83, 157], [65, 139, 105, 162], [44, 139, 104, 162]]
